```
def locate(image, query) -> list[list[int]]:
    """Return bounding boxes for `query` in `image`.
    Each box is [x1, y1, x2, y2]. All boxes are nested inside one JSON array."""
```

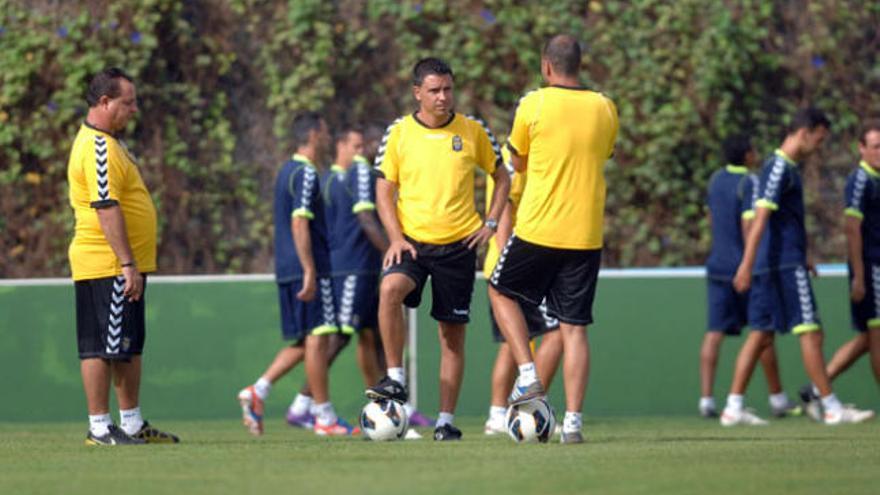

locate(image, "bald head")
[[543, 35, 581, 77]]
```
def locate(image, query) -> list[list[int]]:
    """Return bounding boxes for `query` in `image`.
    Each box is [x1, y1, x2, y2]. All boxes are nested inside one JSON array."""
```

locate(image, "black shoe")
[[132, 421, 180, 444], [365, 376, 408, 403], [433, 424, 462, 441], [85, 424, 145, 446]]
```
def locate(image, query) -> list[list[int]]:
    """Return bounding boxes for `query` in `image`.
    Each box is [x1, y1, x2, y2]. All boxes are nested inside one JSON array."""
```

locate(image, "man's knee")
[[380, 275, 414, 305]]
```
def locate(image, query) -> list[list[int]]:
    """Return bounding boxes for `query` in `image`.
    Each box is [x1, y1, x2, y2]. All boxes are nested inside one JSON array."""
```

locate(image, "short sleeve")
[[740, 174, 759, 220], [507, 91, 535, 157], [87, 135, 126, 209], [351, 161, 376, 213], [375, 119, 402, 183], [755, 157, 789, 211], [470, 116, 500, 174], [845, 170, 868, 220], [291, 165, 318, 220]]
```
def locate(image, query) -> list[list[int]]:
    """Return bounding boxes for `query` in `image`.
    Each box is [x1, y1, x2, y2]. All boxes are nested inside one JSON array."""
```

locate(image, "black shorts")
[[383, 236, 477, 323], [75, 275, 147, 360], [490, 235, 601, 325], [489, 297, 560, 343]]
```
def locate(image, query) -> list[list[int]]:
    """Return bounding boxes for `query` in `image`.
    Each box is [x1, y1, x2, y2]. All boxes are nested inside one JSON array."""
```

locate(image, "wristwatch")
[[485, 218, 498, 231]]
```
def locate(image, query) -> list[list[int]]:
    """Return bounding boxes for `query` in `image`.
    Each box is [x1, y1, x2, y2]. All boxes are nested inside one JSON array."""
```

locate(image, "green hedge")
[[1, 0, 879, 276]]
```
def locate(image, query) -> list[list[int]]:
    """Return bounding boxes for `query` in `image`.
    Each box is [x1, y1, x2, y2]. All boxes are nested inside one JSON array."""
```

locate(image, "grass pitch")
[[0, 417, 877, 495]]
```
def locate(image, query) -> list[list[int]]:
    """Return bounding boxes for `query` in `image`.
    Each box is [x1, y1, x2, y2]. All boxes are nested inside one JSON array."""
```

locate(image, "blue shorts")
[[277, 277, 338, 343], [334, 274, 379, 335], [748, 266, 821, 334], [849, 263, 880, 332], [706, 277, 748, 335]]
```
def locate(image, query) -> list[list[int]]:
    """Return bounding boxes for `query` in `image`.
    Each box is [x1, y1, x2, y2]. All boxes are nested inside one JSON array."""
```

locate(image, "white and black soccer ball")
[[506, 398, 556, 443], [360, 399, 409, 441]]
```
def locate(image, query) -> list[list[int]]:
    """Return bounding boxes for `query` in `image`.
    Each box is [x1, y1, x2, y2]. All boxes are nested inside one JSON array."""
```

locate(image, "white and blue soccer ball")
[[360, 399, 409, 441], [506, 398, 556, 443]]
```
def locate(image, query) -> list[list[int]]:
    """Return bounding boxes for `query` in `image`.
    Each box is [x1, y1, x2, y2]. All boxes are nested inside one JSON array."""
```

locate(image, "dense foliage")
[[1, 0, 879, 276]]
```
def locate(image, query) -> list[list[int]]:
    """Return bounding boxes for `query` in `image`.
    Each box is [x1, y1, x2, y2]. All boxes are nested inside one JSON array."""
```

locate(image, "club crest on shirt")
[[452, 135, 463, 152], [122, 337, 131, 351]]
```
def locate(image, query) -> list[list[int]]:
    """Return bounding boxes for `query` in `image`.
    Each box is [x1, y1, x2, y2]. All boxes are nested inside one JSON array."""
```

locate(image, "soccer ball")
[[360, 399, 409, 441], [506, 399, 556, 443]]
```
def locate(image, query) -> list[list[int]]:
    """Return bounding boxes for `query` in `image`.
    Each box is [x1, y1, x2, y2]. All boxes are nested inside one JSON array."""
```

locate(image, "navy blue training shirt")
[[273, 154, 332, 282], [324, 156, 383, 275], [754, 149, 807, 273], [706, 165, 758, 279], [845, 161, 880, 262]]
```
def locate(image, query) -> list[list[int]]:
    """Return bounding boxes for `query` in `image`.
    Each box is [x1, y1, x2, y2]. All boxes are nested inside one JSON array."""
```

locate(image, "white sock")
[[289, 393, 312, 416], [726, 394, 744, 412], [388, 367, 406, 386], [699, 396, 716, 410], [89, 413, 112, 437], [254, 377, 272, 400], [403, 402, 415, 416], [769, 392, 789, 410], [563, 411, 582, 433], [821, 393, 842, 413], [811, 384, 820, 397], [518, 362, 537, 386], [436, 412, 454, 428], [314, 402, 338, 427], [119, 407, 144, 435], [489, 406, 507, 420]]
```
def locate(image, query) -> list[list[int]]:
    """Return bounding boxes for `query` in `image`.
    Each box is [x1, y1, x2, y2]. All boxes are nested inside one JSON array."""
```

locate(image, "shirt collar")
[[859, 160, 880, 178], [292, 153, 314, 166], [725, 164, 748, 174], [774, 149, 796, 165], [330, 164, 345, 173]]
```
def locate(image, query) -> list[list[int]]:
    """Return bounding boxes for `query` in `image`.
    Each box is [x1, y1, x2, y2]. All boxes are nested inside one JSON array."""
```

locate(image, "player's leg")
[[77, 276, 145, 445], [356, 329, 382, 386], [699, 332, 724, 417], [366, 272, 419, 402], [485, 342, 515, 434], [545, 248, 600, 444], [720, 330, 772, 426], [535, 329, 563, 391], [756, 341, 800, 417], [435, 321, 466, 440], [869, 327, 880, 384], [289, 332, 351, 427], [825, 334, 868, 380], [558, 322, 589, 435], [489, 237, 557, 405], [484, 303, 513, 435], [427, 241, 476, 441], [785, 267, 873, 424]]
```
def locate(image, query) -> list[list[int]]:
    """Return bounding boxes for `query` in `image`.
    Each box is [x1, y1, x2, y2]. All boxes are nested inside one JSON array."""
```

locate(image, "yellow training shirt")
[[67, 123, 157, 281], [483, 148, 525, 277], [508, 86, 619, 250], [376, 112, 500, 244]]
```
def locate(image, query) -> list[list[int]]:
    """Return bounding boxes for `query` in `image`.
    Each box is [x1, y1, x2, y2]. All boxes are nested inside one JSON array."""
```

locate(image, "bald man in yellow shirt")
[[489, 35, 619, 444]]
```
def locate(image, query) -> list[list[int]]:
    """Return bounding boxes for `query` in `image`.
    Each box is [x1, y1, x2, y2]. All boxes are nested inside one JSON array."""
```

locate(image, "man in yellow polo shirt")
[[366, 57, 511, 441], [68, 68, 178, 445], [488, 35, 619, 444]]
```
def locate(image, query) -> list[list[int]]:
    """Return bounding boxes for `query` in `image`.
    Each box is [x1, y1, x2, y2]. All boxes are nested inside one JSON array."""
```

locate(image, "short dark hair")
[[722, 134, 753, 165], [543, 35, 581, 76], [789, 107, 831, 134], [858, 119, 880, 144], [334, 126, 362, 145], [291, 112, 324, 148], [86, 67, 133, 107], [412, 57, 453, 86]]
